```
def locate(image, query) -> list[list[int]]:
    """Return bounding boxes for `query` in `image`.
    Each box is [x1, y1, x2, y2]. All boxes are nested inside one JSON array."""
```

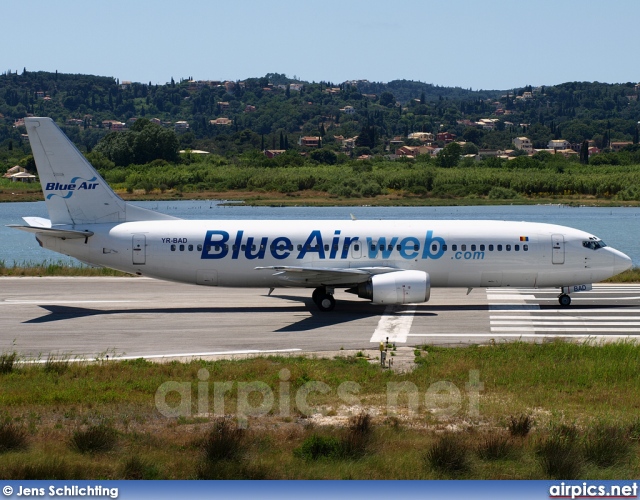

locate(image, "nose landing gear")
[[312, 286, 336, 312], [558, 294, 572, 307]]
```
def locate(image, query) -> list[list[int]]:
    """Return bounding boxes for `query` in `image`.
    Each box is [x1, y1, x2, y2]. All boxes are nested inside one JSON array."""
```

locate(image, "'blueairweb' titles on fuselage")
[[199, 229, 452, 261]]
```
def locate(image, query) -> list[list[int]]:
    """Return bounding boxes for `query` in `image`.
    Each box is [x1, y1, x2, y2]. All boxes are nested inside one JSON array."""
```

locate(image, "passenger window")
[[523, 244, 528, 251], [297, 244, 302, 251], [324, 244, 329, 251], [252, 245, 256, 251], [471, 244, 476, 251], [171, 244, 176, 251], [506, 245, 511, 251], [432, 244, 437, 252], [461, 244, 467, 251], [442, 244, 447, 251], [379, 244, 384, 250], [354, 244, 360, 251], [371, 244, 376, 251], [188, 244, 193, 251], [241, 244, 246, 251], [480, 244, 485, 251], [388, 244, 393, 251], [197, 244, 202, 252], [489, 245, 493, 251], [452, 244, 457, 251], [497, 245, 502, 251], [515, 245, 519, 251], [414, 244, 419, 251]]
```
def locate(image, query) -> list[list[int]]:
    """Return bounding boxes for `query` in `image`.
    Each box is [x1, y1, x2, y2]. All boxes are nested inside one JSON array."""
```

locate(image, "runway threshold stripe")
[[491, 321, 640, 326], [490, 308, 640, 313], [408, 333, 640, 339], [370, 305, 416, 344], [491, 315, 640, 321], [490, 327, 640, 333]]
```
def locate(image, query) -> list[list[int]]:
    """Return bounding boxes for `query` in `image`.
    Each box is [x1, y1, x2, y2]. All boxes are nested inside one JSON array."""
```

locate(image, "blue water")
[[1, 200, 639, 266]]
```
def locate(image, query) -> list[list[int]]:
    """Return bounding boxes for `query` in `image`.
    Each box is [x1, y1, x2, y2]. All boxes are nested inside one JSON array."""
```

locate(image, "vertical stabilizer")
[[25, 117, 177, 225]]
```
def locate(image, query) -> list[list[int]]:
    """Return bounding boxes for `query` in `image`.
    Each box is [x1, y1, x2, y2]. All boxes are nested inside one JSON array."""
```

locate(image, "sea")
[[0, 201, 638, 266]]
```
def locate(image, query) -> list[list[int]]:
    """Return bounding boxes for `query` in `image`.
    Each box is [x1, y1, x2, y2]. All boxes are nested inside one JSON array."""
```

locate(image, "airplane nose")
[[612, 249, 633, 275]]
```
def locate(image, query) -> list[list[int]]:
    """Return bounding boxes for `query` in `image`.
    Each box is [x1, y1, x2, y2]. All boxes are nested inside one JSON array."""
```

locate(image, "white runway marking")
[[408, 333, 640, 339], [370, 305, 416, 343], [487, 286, 640, 336]]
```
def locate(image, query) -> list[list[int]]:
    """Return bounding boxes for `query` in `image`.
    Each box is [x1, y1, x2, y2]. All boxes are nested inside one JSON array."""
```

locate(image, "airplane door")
[[551, 234, 565, 264], [132, 235, 146, 265], [350, 240, 362, 259]]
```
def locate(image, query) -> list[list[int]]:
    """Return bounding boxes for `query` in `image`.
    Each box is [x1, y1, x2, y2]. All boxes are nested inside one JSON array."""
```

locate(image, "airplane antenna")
[[350, 213, 357, 221]]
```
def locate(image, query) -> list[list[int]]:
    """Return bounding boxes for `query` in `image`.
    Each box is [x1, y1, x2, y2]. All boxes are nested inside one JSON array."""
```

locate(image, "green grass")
[[2, 343, 640, 478], [604, 267, 640, 283], [0, 259, 133, 277]]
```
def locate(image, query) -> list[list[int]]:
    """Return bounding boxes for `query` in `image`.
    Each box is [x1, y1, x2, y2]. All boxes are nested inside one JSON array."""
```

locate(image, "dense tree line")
[[2, 70, 639, 162], [1, 69, 640, 207]]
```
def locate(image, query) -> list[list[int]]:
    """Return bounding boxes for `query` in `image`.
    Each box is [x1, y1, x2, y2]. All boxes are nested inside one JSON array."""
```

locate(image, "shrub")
[[488, 186, 518, 199], [424, 433, 470, 474], [341, 412, 373, 458], [508, 414, 533, 437], [535, 426, 582, 479], [201, 418, 245, 462], [0, 351, 17, 374], [0, 422, 28, 453], [476, 432, 515, 460], [583, 423, 631, 468], [120, 455, 160, 479], [69, 424, 117, 454], [294, 434, 342, 461]]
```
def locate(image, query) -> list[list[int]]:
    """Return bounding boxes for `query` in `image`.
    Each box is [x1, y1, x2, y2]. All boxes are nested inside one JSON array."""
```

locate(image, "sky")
[[3, 0, 639, 90]]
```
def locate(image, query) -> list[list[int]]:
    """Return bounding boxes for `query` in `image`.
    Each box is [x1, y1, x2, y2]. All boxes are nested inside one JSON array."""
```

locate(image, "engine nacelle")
[[348, 270, 430, 305]]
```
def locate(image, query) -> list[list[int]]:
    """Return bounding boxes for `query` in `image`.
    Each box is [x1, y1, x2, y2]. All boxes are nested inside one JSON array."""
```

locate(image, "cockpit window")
[[582, 240, 607, 250]]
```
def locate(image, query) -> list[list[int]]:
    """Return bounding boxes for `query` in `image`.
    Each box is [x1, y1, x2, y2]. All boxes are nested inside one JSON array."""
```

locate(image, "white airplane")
[[10, 117, 632, 311]]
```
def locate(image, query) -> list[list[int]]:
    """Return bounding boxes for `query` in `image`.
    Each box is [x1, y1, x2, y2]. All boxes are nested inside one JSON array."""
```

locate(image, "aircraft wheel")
[[312, 287, 325, 304], [316, 293, 336, 312], [558, 294, 571, 307]]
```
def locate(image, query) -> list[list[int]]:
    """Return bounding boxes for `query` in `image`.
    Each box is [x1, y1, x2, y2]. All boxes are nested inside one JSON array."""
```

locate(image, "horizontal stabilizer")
[[7, 224, 94, 239]]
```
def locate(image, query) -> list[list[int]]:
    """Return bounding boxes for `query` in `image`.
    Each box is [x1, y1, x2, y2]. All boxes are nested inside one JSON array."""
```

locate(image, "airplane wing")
[[254, 265, 398, 286]]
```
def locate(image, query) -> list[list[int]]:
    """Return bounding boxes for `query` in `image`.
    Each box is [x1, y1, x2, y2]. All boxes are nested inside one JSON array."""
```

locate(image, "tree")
[[435, 142, 462, 168], [94, 120, 179, 166], [310, 148, 337, 165], [580, 140, 589, 164], [380, 91, 396, 107]]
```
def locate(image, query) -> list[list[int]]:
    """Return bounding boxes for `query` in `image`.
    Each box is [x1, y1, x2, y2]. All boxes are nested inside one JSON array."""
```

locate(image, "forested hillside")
[[1, 70, 638, 162], [1, 70, 640, 204]]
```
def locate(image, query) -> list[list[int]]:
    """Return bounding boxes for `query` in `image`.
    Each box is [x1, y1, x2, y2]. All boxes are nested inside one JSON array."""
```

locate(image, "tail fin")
[[25, 117, 177, 225]]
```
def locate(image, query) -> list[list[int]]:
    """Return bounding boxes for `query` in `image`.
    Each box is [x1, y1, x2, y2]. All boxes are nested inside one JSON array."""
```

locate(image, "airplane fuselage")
[[37, 219, 628, 290]]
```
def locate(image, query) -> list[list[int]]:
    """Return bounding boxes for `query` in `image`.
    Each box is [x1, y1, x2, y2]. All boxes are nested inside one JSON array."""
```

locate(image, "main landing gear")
[[558, 294, 572, 307], [312, 286, 336, 312]]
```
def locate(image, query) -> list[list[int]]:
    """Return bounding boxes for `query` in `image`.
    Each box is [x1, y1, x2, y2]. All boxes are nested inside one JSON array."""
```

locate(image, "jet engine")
[[347, 270, 430, 305]]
